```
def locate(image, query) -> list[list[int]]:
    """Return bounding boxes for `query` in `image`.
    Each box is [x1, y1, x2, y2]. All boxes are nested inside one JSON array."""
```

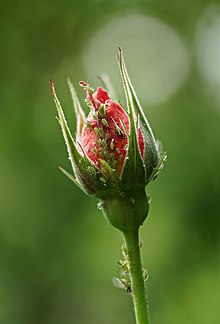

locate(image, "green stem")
[[123, 229, 150, 324], [100, 188, 150, 324]]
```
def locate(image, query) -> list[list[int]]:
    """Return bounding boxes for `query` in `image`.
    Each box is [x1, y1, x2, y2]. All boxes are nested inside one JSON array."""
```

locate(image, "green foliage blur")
[[0, 0, 219, 323]]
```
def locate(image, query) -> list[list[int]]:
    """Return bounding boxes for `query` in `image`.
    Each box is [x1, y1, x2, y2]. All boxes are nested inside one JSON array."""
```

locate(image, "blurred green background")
[[0, 0, 219, 323]]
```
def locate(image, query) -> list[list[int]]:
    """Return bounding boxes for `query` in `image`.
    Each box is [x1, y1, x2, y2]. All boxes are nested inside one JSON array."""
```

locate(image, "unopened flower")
[[51, 48, 166, 202], [79, 81, 144, 179]]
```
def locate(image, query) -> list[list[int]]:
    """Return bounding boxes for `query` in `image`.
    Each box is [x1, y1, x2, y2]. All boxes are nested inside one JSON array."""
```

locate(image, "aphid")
[[91, 147, 97, 154], [100, 177, 107, 183], [112, 277, 132, 293], [110, 139, 115, 150], [111, 117, 125, 138], [101, 118, 109, 127], [86, 121, 92, 131], [87, 166, 96, 175]]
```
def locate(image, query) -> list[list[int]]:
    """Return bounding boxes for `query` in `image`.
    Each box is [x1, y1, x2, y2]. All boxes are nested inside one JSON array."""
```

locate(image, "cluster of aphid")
[[79, 81, 130, 179], [112, 243, 149, 294]]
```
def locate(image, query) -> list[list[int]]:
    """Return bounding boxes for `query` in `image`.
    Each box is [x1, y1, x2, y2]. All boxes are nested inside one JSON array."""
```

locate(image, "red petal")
[[138, 129, 144, 158], [95, 87, 110, 104]]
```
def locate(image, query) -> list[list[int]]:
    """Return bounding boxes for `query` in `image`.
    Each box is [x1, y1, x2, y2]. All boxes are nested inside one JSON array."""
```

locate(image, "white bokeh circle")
[[196, 5, 220, 91], [82, 14, 190, 105]]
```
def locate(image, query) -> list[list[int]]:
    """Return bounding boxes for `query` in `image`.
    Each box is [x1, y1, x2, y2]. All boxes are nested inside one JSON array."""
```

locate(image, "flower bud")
[[51, 49, 166, 202], [79, 81, 131, 178]]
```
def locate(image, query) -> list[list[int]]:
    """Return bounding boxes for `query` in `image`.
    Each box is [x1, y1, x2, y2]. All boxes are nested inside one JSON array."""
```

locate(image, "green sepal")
[[51, 80, 115, 197], [67, 77, 86, 140], [118, 48, 160, 184], [58, 166, 81, 189], [99, 159, 117, 179], [138, 115, 159, 180], [146, 151, 167, 185], [117, 48, 146, 190]]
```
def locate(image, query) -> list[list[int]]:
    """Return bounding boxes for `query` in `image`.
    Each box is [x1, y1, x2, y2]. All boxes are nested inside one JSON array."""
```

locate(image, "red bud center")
[[80, 83, 144, 177]]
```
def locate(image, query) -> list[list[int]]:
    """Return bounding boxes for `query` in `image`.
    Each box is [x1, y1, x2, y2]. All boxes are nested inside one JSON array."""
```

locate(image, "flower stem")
[[100, 189, 150, 323], [123, 229, 150, 324]]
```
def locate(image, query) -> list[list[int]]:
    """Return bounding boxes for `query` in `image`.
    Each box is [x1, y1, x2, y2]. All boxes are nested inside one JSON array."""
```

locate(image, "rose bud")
[[51, 48, 166, 231]]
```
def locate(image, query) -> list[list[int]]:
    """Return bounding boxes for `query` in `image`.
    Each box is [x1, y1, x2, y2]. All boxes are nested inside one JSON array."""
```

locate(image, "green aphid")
[[94, 127, 103, 137], [119, 154, 124, 161], [94, 127, 99, 135], [124, 144, 128, 151], [101, 164, 112, 176], [104, 151, 110, 160], [99, 104, 106, 117], [86, 84, 94, 94], [100, 159, 114, 175], [100, 177, 107, 183], [101, 166, 107, 175], [95, 140, 100, 146], [110, 153, 115, 161], [101, 118, 109, 127], [91, 147, 97, 154], [113, 160, 118, 168], [98, 128, 104, 136], [86, 121, 92, 130], [110, 139, 114, 150], [102, 139, 107, 149], [87, 166, 96, 175], [85, 99, 93, 110], [93, 113, 98, 121], [116, 148, 121, 154]]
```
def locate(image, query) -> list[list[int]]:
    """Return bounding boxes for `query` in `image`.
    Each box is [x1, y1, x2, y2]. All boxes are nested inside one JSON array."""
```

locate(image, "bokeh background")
[[0, 0, 219, 323]]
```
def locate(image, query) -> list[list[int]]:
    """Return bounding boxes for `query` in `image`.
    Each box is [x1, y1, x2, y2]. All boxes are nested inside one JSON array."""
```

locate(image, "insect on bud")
[[51, 48, 166, 212]]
